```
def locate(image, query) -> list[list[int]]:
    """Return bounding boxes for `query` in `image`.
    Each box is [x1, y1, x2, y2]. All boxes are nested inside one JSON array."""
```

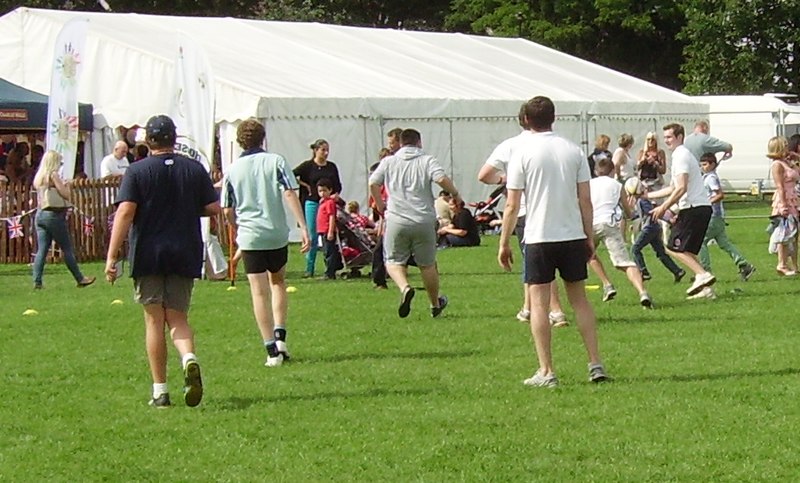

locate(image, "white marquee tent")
[[0, 7, 707, 205]]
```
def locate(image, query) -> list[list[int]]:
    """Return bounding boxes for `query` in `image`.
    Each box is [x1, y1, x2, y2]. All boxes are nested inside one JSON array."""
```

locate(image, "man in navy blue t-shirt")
[[105, 114, 220, 408]]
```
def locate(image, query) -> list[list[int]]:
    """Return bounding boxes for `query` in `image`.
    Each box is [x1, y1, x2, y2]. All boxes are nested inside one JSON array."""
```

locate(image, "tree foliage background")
[[1, 0, 796, 95]]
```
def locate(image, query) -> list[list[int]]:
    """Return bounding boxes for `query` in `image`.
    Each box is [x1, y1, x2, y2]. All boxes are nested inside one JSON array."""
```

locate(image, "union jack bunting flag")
[[7, 216, 23, 239], [83, 216, 95, 236]]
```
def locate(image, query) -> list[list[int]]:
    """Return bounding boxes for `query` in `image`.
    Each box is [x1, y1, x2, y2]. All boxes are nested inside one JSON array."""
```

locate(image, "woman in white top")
[[31, 150, 95, 289], [612, 133, 636, 182]]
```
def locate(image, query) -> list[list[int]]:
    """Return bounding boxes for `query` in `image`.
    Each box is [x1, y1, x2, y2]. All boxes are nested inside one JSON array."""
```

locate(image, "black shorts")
[[241, 246, 288, 274], [668, 206, 712, 255], [524, 239, 589, 285]]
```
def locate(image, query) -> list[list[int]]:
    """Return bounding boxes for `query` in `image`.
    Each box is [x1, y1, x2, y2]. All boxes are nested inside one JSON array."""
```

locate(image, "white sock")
[[182, 352, 197, 369], [153, 383, 168, 398]]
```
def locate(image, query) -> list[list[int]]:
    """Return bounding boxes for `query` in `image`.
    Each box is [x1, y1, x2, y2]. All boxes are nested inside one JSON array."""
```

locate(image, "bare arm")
[[577, 181, 594, 247], [369, 183, 385, 214], [223, 207, 236, 227], [497, 188, 521, 271], [436, 176, 462, 205], [612, 149, 624, 179], [651, 173, 687, 220], [104, 201, 136, 283], [708, 189, 724, 205], [477, 163, 504, 185], [284, 189, 310, 253], [657, 150, 667, 174], [327, 213, 336, 240], [618, 185, 632, 219], [202, 201, 221, 217], [772, 162, 788, 210], [50, 173, 71, 201], [439, 222, 467, 237]]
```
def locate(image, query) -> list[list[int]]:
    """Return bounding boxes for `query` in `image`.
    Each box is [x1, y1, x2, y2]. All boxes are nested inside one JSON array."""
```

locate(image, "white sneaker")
[[265, 353, 284, 367], [639, 292, 653, 309], [686, 286, 717, 300], [523, 372, 558, 388], [275, 340, 291, 361], [686, 272, 716, 295], [548, 311, 569, 327], [516, 309, 530, 323]]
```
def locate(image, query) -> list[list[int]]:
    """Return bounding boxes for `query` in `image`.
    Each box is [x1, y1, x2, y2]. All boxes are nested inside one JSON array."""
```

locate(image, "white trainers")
[[639, 292, 653, 309], [276, 340, 291, 361], [523, 372, 558, 388], [265, 353, 284, 367], [516, 309, 530, 323], [548, 311, 569, 327], [686, 286, 717, 300], [686, 272, 716, 295]]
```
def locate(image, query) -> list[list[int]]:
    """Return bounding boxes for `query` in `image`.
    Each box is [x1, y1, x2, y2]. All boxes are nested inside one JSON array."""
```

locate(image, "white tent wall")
[[0, 7, 710, 203], [698, 95, 800, 192]]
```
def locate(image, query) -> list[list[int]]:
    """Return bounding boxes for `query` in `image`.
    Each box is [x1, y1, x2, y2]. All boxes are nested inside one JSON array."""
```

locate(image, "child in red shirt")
[[316, 178, 342, 279]]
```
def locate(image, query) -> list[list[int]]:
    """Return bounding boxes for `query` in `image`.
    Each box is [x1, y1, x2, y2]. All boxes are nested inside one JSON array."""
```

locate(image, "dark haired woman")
[[293, 139, 342, 277]]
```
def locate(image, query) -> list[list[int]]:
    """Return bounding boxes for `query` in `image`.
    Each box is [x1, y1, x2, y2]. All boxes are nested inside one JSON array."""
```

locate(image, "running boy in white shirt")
[[588, 158, 653, 308]]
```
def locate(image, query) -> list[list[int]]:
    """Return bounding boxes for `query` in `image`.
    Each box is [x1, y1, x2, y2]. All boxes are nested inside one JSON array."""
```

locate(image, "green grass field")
[[2, 202, 799, 481]]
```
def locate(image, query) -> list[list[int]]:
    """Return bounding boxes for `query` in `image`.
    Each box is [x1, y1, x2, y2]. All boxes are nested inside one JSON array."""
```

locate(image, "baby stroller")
[[334, 206, 376, 279], [469, 184, 505, 234]]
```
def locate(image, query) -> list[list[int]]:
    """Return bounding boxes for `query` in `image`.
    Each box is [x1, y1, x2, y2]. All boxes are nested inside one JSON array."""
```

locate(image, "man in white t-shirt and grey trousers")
[[498, 96, 608, 388], [647, 123, 716, 296]]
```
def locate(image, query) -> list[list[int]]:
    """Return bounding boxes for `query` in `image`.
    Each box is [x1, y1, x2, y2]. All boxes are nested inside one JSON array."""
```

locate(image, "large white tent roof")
[[0, 7, 705, 128]]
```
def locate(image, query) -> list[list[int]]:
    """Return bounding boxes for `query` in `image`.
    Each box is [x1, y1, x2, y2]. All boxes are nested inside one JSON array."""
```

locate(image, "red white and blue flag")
[[7, 216, 23, 239]]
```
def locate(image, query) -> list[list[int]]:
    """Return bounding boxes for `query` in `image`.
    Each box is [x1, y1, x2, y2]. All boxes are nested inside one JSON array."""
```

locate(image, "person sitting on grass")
[[435, 190, 453, 229], [588, 158, 653, 308], [437, 198, 480, 247], [698, 152, 756, 282], [316, 178, 342, 280]]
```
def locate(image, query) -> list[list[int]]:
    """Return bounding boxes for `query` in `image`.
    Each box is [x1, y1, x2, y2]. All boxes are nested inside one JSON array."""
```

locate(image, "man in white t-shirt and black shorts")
[[498, 96, 608, 388], [478, 104, 569, 327], [647, 123, 716, 297]]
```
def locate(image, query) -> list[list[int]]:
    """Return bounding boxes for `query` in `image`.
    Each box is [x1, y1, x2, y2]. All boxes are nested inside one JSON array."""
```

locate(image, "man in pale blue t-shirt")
[[221, 119, 310, 367]]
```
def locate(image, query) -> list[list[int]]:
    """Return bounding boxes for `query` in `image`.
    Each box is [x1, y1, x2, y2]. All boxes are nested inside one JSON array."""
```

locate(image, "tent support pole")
[[448, 119, 454, 179]]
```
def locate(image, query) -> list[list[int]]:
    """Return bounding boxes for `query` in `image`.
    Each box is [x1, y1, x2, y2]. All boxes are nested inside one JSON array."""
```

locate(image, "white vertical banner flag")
[[170, 33, 215, 173], [170, 33, 220, 278], [46, 18, 89, 180]]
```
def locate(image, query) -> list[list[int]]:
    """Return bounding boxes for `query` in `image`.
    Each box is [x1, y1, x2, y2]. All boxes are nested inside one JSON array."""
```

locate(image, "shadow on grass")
[[0, 265, 33, 277], [305, 349, 480, 364], [624, 367, 800, 384], [215, 386, 439, 410]]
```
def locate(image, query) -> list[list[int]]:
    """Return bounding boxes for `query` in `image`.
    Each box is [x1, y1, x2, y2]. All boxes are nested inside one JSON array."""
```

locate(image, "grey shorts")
[[133, 275, 194, 312], [593, 223, 635, 268], [383, 220, 437, 267]]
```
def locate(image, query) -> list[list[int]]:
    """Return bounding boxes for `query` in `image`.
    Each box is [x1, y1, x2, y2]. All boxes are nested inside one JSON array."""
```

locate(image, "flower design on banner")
[[7, 216, 23, 239], [49, 108, 79, 153], [55, 42, 81, 87]]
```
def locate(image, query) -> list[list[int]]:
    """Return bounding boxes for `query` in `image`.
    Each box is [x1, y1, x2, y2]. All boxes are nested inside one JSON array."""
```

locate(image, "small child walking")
[[316, 178, 343, 279], [699, 153, 756, 281]]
